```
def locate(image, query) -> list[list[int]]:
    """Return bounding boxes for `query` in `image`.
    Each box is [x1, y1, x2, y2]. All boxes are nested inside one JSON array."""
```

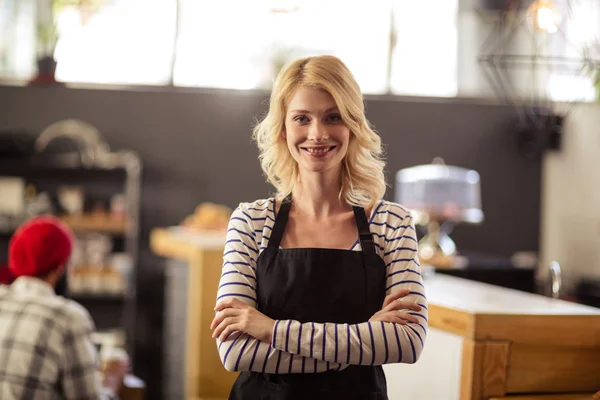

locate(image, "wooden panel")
[[506, 343, 600, 394], [489, 394, 596, 400], [481, 341, 510, 398], [185, 252, 203, 398], [460, 340, 510, 400], [460, 339, 484, 400], [474, 314, 600, 347], [429, 304, 475, 338], [152, 228, 235, 400], [195, 249, 238, 398], [184, 248, 239, 399]]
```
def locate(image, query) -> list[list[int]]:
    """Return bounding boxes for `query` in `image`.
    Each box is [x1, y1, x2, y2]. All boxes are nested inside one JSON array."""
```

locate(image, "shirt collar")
[[10, 276, 56, 298]]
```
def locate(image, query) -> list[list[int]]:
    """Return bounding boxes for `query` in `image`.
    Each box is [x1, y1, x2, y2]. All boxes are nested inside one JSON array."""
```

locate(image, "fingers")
[[371, 311, 420, 325], [210, 308, 238, 330], [382, 289, 410, 308], [214, 297, 247, 312], [371, 310, 421, 324], [382, 298, 422, 313], [212, 316, 239, 340], [381, 313, 406, 324], [385, 315, 408, 325], [218, 323, 239, 342], [396, 312, 420, 324]]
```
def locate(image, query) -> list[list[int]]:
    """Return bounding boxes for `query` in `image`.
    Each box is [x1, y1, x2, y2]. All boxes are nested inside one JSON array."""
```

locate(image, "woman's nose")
[[308, 122, 328, 142]]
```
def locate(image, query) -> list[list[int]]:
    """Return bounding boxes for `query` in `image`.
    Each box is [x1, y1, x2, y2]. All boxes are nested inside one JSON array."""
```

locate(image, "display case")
[[0, 120, 141, 362]]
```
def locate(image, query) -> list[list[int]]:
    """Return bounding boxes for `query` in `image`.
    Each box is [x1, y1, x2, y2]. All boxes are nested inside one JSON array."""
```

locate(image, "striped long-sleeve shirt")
[[216, 198, 428, 373]]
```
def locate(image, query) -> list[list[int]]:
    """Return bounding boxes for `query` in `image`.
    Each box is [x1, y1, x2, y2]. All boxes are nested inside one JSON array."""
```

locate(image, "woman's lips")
[[300, 146, 336, 157]]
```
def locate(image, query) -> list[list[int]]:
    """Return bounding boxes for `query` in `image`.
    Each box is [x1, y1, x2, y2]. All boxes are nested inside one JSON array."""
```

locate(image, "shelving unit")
[[0, 124, 141, 363], [60, 214, 128, 234]]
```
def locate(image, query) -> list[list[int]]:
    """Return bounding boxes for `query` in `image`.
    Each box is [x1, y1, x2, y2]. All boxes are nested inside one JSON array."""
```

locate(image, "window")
[[0, 0, 36, 80], [390, 0, 459, 97], [53, 0, 176, 85], [173, 0, 393, 94], [1, 0, 462, 99], [546, 0, 600, 102]]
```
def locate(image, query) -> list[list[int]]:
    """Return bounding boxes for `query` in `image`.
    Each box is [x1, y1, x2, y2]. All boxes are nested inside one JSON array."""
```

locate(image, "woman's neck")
[[291, 168, 349, 218]]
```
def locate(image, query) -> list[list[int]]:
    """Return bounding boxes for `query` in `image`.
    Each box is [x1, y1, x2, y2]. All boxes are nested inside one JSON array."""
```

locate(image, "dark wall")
[[0, 84, 541, 397]]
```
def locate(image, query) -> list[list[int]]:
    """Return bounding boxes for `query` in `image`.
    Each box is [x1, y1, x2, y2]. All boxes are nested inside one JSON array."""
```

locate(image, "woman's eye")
[[294, 116, 308, 123], [327, 114, 342, 122]]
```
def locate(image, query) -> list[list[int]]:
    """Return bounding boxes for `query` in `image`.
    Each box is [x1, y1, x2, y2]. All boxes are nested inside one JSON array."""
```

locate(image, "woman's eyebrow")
[[289, 107, 339, 114]]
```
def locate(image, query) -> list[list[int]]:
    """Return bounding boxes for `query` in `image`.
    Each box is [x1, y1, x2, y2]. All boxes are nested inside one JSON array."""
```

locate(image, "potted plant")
[[34, 21, 58, 83], [29, 0, 108, 85], [30, 0, 72, 85]]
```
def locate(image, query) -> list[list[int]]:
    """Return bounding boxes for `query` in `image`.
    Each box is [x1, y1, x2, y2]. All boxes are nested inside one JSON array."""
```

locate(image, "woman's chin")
[[298, 162, 343, 176]]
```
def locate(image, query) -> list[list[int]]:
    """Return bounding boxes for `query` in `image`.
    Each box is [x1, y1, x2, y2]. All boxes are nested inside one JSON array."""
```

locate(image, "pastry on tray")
[[181, 202, 232, 232]]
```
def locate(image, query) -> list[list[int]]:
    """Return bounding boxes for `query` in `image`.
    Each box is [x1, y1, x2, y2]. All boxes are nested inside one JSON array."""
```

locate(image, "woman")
[[210, 55, 427, 399]]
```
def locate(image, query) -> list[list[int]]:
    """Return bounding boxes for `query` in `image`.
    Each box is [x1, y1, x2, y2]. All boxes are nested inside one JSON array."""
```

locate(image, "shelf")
[[60, 214, 128, 234], [68, 292, 128, 302], [0, 155, 128, 177], [0, 215, 127, 238], [0, 165, 127, 181]]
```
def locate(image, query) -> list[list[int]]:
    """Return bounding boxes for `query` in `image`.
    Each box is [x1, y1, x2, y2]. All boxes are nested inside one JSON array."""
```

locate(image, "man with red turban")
[[0, 215, 127, 399]]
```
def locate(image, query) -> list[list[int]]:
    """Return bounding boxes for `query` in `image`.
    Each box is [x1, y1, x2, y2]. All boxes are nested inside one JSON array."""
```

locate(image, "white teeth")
[[306, 147, 331, 154]]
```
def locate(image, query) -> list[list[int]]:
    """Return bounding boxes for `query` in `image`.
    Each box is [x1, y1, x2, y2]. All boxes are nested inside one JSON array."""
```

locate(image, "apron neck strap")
[[352, 206, 377, 256], [267, 197, 291, 250]]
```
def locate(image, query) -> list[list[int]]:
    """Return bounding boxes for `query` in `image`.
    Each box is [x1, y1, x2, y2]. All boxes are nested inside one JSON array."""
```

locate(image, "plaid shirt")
[[0, 276, 117, 400]]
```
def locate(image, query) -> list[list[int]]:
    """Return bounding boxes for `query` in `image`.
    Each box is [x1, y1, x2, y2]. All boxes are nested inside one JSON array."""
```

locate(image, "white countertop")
[[425, 273, 600, 316], [164, 226, 227, 250]]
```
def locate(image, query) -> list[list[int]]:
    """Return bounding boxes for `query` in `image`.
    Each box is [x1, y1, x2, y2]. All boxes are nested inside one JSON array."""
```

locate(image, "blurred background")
[[0, 0, 599, 399]]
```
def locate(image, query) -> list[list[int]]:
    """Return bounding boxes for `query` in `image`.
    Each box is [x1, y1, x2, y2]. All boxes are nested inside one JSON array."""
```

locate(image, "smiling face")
[[283, 87, 351, 176]]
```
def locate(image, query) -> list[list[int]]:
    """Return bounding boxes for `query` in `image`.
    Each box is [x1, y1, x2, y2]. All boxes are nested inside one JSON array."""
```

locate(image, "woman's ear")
[[281, 129, 287, 139]]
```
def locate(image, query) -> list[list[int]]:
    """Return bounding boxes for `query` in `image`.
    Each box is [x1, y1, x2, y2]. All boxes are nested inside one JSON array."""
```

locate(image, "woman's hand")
[[368, 289, 422, 325], [211, 298, 276, 343]]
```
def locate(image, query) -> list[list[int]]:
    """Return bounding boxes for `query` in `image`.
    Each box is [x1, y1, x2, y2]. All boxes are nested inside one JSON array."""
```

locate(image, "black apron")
[[229, 199, 388, 400]]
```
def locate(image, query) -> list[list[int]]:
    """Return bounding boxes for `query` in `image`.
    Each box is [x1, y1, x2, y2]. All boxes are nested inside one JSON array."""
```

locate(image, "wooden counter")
[[151, 226, 600, 400], [424, 274, 600, 400], [151, 227, 235, 400]]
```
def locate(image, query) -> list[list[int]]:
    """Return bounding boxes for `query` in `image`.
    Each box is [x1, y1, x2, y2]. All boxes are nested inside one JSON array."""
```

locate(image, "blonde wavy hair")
[[252, 55, 387, 210]]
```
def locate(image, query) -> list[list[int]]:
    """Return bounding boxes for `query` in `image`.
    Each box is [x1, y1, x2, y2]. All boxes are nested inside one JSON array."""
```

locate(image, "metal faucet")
[[548, 261, 562, 299]]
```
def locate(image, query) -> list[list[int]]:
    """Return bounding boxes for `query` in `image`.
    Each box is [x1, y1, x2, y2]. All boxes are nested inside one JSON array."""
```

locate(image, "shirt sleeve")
[[216, 204, 347, 373], [60, 305, 118, 400], [271, 206, 428, 366]]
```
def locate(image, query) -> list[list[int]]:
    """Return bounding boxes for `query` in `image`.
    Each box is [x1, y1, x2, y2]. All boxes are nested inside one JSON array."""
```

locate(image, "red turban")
[[9, 215, 74, 278]]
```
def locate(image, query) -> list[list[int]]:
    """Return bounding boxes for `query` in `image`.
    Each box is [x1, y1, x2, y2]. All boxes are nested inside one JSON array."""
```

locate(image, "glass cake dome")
[[395, 158, 484, 267]]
